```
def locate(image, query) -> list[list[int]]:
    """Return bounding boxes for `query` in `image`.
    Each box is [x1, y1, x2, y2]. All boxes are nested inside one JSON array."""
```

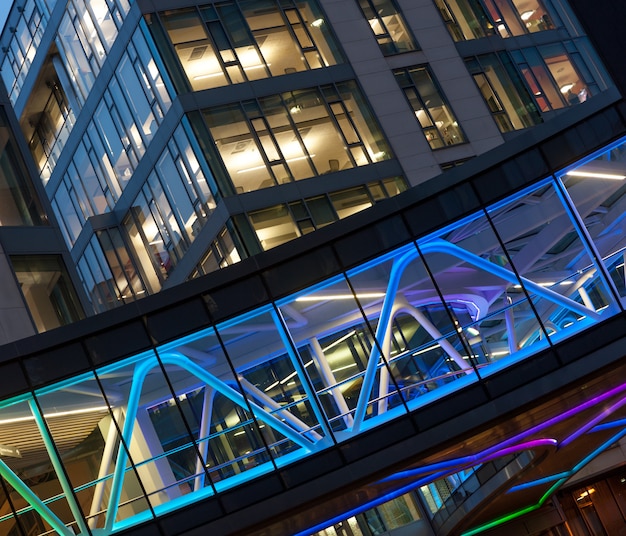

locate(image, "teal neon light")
[[105, 351, 318, 532], [0, 457, 74, 536]]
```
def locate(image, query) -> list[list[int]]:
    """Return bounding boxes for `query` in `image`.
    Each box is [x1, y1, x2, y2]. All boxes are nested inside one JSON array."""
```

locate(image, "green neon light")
[[28, 399, 89, 535], [461, 504, 538, 536]]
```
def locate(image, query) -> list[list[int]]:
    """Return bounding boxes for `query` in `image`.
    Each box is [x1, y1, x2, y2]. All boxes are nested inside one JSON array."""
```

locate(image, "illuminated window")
[[151, 0, 343, 92], [201, 81, 391, 195], [394, 66, 465, 149], [433, 0, 556, 41], [512, 43, 596, 112], [466, 52, 542, 132], [357, 0, 417, 55], [11, 255, 84, 332]]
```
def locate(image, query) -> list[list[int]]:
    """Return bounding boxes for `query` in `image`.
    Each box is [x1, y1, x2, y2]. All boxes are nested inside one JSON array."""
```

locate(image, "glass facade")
[[245, 178, 407, 250], [0, 0, 620, 533], [122, 122, 219, 292], [148, 0, 343, 92], [1, 0, 52, 105], [51, 26, 173, 246], [512, 43, 597, 111], [0, 135, 624, 535], [0, 109, 45, 225], [56, 0, 131, 104], [434, 0, 557, 41]]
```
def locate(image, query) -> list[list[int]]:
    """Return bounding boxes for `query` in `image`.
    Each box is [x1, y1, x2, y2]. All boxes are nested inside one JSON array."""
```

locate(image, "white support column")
[[238, 377, 323, 441], [194, 388, 215, 492], [88, 408, 122, 529], [309, 337, 354, 428], [504, 295, 518, 355]]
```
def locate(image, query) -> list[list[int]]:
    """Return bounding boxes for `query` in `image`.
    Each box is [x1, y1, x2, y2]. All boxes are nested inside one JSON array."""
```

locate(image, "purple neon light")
[[383, 380, 626, 483], [382, 438, 557, 482], [561, 393, 626, 447]]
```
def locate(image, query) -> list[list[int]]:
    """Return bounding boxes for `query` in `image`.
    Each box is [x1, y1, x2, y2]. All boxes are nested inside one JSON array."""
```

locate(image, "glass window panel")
[[347, 245, 476, 415], [203, 104, 273, 193], [54, 184, 82, 243], [306, 195, 336, 227], [72, 143, 109, 215], [117, 57, 157, 142], [244, 1, 308, 76], [97, 229, 147, 303], [287, 88, 348, 176], [95, 354, 166, 524], [35, 374, 112, 531], [420, 209, 546, 376], [156, 152, 196, 240], [483, 0, 525, 37], [161, 9, 228, 91], [202, 83, 389, 195], [337, 81, 391, 163], [329, 187, 373, 219], [94, 103, 132, 187], [249, 204, 300, 250], [11, 255, 84, 332], [213, 309, 325, 464], [157, 0, 342, 90], [79, 242, 121, 312], [541, 45, 590, 105], [0, 398, 82, 535], [511, 0, 555, 33], [559, 139, 626, 305], [146, 175, 187, 264], [467, 53, 542, 131], [358, 0, 418, 55], [276, 275, 378, 436], [397, 69, 458, 148], [0, 114, 43, 225], [57, 12, 95, 102], [487, 181, 616, 351], [123, 211, 163, 294]]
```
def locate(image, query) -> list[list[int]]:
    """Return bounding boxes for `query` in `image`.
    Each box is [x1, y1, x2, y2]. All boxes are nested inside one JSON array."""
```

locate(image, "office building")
[[0, 0, 624, 534]]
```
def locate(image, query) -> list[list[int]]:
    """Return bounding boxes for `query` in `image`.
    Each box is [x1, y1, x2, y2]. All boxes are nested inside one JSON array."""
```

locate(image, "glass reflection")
[[488, 181, 616, 350], [420, 209, 549, 373], [559, 138, 626, 305]]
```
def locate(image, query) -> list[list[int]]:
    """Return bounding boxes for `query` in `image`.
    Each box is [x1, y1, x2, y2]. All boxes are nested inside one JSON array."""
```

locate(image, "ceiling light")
[[0, 405, 109, 425], [322, 330, 356, 352], [560, 83, 575, 94], [310, 18, 324, 27], [412, 343, 440, 357], [193, 72, 223, 81], [520, 10, 535, 20], [566, 170, 626, 180], [237, 154, 314, 174], [331, 362, 357, 373], [295, 292, 385, 302]]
